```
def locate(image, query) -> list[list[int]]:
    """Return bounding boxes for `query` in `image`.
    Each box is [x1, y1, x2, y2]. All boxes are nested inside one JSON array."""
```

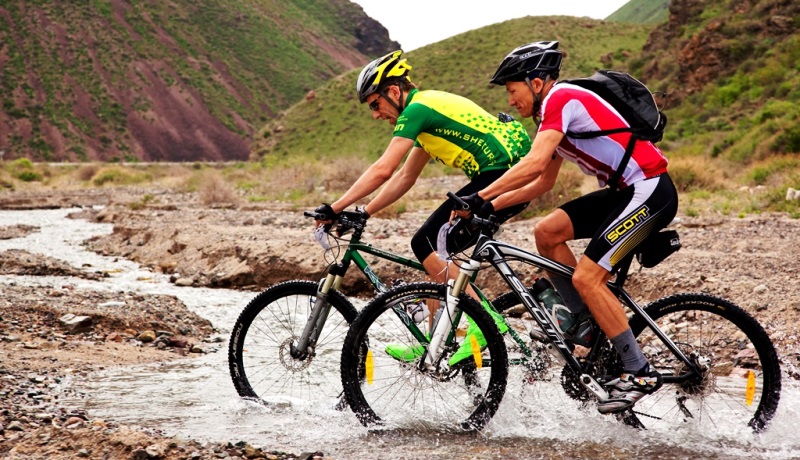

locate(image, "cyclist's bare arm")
[[331, 136, 415, 214], [478, 129, 564, 201], [363, 146, 428, 216], [491, 154, 563, 211]]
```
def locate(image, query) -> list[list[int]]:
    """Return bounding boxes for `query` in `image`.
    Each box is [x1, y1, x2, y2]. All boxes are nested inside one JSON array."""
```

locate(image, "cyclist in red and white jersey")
[[459, 41, 678, 414]]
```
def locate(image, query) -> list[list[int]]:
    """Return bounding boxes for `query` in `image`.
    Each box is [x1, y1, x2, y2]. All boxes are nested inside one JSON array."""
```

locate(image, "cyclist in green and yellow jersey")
[[314, 50, 531, 364]]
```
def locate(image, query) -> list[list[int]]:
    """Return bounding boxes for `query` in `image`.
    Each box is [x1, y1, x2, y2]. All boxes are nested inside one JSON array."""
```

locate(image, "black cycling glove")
[[477, 200, 495, 218], [314, 203, 339, 221], [355, 205, 370, 220], [457, 192, 485, 213]]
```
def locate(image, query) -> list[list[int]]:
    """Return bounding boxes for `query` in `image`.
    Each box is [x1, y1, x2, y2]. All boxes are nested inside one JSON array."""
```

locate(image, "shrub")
[[76, 164, 101, 181], [10, 157, 34, 170], [91, 167, 150, 186], [15, 170, 43, 182], [197, 171, 240, 206], [771, 126, 800, 154], [668, 157, 723, 192]]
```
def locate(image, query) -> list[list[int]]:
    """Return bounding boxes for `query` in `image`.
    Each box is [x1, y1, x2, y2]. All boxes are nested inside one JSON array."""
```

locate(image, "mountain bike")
[[339, 193, 781, 433], [227, 210, 514, 408]]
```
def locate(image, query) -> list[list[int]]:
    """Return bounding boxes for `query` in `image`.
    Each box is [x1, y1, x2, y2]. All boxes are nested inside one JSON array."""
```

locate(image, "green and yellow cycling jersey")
[[393, 89, 531, 179]]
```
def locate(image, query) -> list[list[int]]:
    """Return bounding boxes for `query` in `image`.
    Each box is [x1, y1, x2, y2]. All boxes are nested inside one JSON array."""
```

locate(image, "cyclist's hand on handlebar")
[[355, 205, 370, 221], [453, 192, 495, 218], [313, 203, 339, 225], [476, 200, 494, 218], [458, 192, 484, 212]]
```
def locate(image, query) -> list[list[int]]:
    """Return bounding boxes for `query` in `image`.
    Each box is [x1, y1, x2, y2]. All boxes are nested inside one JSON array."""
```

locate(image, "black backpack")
[[564, 70, 667, 189]]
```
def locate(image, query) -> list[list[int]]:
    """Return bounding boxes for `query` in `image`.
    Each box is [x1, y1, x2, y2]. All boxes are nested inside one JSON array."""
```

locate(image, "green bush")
[[771, 126, 800, 154], [10, 157, 34, 170], [91, 167, 151, 186], [15, 170, 43, 182]]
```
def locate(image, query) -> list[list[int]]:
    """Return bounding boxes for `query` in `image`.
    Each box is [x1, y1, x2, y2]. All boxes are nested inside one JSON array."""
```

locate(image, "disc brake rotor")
[[278, 337, 313, 372]]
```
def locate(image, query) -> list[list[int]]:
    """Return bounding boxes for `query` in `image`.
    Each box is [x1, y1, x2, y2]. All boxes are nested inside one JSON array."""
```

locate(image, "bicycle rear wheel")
[[628, 293, 781, 433], [340, 282, 508, 432], [228, 280, 358, 406]]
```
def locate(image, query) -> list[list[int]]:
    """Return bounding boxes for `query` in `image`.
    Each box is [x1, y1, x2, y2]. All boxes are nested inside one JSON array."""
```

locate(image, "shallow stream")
[[0, 208, 798, 459]]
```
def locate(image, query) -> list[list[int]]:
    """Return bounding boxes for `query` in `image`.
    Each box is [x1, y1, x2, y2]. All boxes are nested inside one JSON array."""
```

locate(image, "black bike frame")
[[468, 233, 702, 381]]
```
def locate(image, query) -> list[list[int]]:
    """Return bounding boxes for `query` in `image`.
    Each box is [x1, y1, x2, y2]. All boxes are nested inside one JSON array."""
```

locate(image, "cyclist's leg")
[[570, 174, 678, 412], [533, 209, 586, 314]]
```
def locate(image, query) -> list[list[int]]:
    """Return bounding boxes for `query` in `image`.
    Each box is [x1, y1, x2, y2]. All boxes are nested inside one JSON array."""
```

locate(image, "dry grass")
[[667, 155, 726, 192], [196, 170, 241, 206]]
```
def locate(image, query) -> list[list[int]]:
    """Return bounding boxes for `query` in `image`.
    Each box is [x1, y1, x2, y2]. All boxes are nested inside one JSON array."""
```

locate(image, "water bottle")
[[405, 299, 429, 324], [571, 312, 594, 347], [531, 278, 575, 335]]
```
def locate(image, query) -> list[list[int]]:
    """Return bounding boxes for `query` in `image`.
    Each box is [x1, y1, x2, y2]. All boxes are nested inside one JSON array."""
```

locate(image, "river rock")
[[138, 330, 157, 342], [58, 313, 93, 333]]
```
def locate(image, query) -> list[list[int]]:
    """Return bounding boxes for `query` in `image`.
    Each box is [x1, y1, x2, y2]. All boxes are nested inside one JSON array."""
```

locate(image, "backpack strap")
[[606, 134, 639, 190], [566, 127, 632, 139]]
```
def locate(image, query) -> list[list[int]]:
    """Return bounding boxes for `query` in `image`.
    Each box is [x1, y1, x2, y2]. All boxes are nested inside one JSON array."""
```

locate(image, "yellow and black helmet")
[[356, 50, 412, 103]]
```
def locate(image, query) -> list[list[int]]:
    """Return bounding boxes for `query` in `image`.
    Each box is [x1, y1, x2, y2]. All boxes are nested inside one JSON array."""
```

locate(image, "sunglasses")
[[368, 98, 380, 111]]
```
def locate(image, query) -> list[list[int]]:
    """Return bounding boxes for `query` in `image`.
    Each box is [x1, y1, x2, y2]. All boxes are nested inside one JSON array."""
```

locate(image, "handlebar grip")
[[447, 191, 470, 211], [304, 211, 325, 220]]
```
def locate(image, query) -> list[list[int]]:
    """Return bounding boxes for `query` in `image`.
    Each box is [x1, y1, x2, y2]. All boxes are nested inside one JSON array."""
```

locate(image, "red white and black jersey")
[[539, 82, 668, 188]]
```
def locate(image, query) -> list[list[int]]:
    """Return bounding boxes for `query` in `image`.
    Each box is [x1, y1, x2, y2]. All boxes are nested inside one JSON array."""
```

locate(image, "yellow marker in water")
[[745, 370, 755, 406], [470, 335, 482, 369], [366, 350, 374, 385]]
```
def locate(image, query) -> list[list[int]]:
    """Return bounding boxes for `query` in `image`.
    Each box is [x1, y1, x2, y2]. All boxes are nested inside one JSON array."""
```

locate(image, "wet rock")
[[138, 330, 157, 343], [97, 301, 125, 308], [6, 420, 25, 431], [174, 277, 194, 286], [59, 313, 94, 333]]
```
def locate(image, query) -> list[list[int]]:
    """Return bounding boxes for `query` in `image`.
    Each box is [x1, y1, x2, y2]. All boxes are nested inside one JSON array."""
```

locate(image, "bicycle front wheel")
[[628, 293, 781, 433], [340, 282, 508, 432], [228, 280, 358, 406]]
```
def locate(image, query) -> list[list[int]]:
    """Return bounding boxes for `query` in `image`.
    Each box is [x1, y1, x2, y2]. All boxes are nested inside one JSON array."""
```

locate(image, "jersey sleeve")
[[539, 89, 571, 134], [393, 103, 432, 140]]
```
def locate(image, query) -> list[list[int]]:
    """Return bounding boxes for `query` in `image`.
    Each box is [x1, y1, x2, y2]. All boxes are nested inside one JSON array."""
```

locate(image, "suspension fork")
[[291, 263, 346, 359], [423, 259, 479, 369]]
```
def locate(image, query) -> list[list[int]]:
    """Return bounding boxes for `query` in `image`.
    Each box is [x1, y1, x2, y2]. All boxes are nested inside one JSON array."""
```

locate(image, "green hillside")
[[253, 15, 651, 163], [606, 0, 670, 24], [252, 0, 800, 216], [0, 0, 397, 161]]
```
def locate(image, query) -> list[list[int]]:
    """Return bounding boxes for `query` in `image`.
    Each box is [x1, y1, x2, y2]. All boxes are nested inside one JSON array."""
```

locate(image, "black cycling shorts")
[[410, 169, 527, 263], [560, 173, 678, 271]]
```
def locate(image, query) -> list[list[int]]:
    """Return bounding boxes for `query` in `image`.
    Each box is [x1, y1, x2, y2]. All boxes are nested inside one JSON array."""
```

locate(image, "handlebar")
[[446, 191, 500, 236], [304, 209, 367, 235], [447, 191, 471, 211]]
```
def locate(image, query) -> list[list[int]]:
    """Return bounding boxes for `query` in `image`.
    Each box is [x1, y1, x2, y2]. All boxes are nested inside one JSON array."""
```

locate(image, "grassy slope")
[[0, 0, 387, 160], [253, 16, 651, 164], [625, 0, 800, 215], [606, 0, 670, 24]]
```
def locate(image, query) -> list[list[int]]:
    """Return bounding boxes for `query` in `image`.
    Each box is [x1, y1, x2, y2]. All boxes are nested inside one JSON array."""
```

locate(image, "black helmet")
[[490, 41, 562, 85], [356, 50, 413, 103]]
